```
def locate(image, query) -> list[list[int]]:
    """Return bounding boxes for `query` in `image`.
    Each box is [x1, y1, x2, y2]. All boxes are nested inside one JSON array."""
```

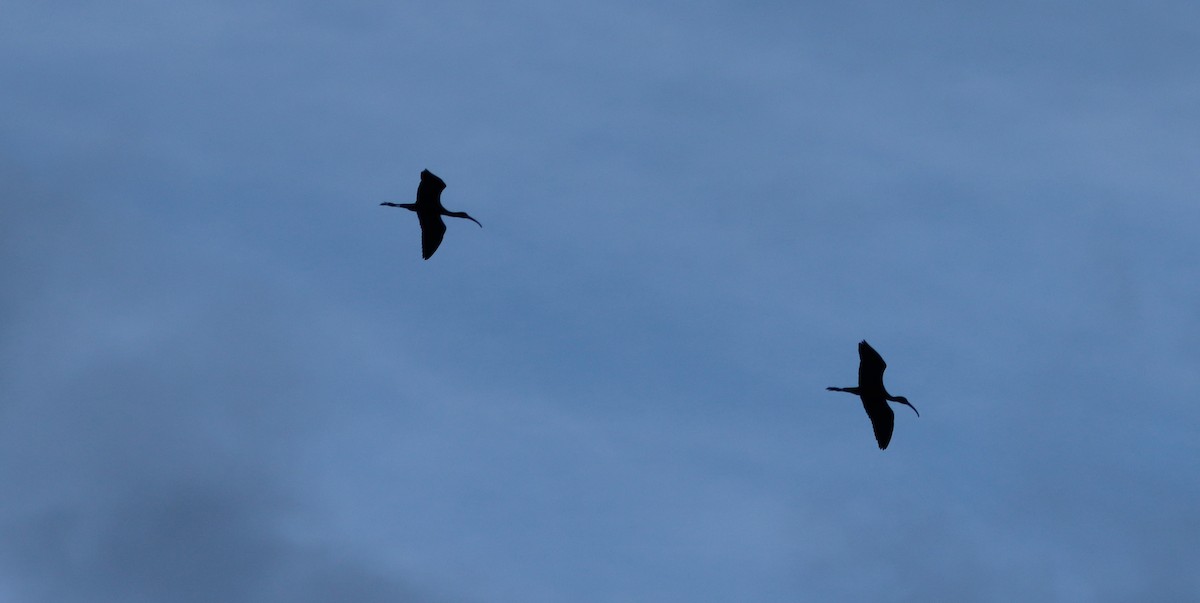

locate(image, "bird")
[[381, 169, 481, 259], [826, 340, 919, 450]]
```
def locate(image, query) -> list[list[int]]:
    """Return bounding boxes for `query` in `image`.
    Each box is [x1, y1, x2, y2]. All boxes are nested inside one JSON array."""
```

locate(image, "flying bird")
[[381, 169, 481, 259], [826, 340, 919, 450]]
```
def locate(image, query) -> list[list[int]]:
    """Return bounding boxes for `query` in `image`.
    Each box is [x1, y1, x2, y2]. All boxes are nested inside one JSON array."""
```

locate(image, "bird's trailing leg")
[[380, 202, 417, 211], [826, 387, 861, 394]]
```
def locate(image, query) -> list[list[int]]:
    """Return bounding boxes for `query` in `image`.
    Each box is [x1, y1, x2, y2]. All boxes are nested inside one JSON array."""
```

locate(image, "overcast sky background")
[[2, 1, 1199, 601]]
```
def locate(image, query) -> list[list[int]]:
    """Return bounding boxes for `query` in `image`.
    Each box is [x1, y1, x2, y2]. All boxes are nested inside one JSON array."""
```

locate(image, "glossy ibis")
[[381, 169, 481, 259], [827, 340, 918, 450]]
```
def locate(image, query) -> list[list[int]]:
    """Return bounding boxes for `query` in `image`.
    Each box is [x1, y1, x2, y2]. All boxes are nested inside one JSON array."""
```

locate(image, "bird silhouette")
[[381, 169, 481, 259], [827, 340, 919, 450]]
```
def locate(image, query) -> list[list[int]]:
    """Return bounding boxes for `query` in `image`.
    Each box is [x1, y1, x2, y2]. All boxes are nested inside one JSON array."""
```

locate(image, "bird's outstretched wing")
[[861, 396, 895, 450], [857, 340, 887, 390], [417, 169, 447, 206], [418, 213, 447, 260]]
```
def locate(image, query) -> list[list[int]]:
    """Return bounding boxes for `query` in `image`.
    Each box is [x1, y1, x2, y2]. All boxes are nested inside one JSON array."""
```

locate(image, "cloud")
[[0, 163, 458, 603], [0, 471, 447, 603]]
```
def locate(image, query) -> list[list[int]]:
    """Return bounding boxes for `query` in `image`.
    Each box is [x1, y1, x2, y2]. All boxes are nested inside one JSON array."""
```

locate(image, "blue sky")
[[2, 1, 1199, 601]]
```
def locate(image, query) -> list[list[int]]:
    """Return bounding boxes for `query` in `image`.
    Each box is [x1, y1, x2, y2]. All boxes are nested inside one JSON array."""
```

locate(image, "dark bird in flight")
[[381, 169, 481, 259], [827, 340, 919, 450]]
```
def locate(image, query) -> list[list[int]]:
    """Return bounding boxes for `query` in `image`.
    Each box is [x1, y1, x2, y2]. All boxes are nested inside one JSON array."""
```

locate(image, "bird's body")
[[827, 340, 918, 450], [381, 169, 481, 259]]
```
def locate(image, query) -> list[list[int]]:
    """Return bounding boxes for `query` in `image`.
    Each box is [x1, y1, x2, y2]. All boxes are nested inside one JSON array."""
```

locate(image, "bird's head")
[[891, 396, 919, 417], [447, 211, 482, 227]]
